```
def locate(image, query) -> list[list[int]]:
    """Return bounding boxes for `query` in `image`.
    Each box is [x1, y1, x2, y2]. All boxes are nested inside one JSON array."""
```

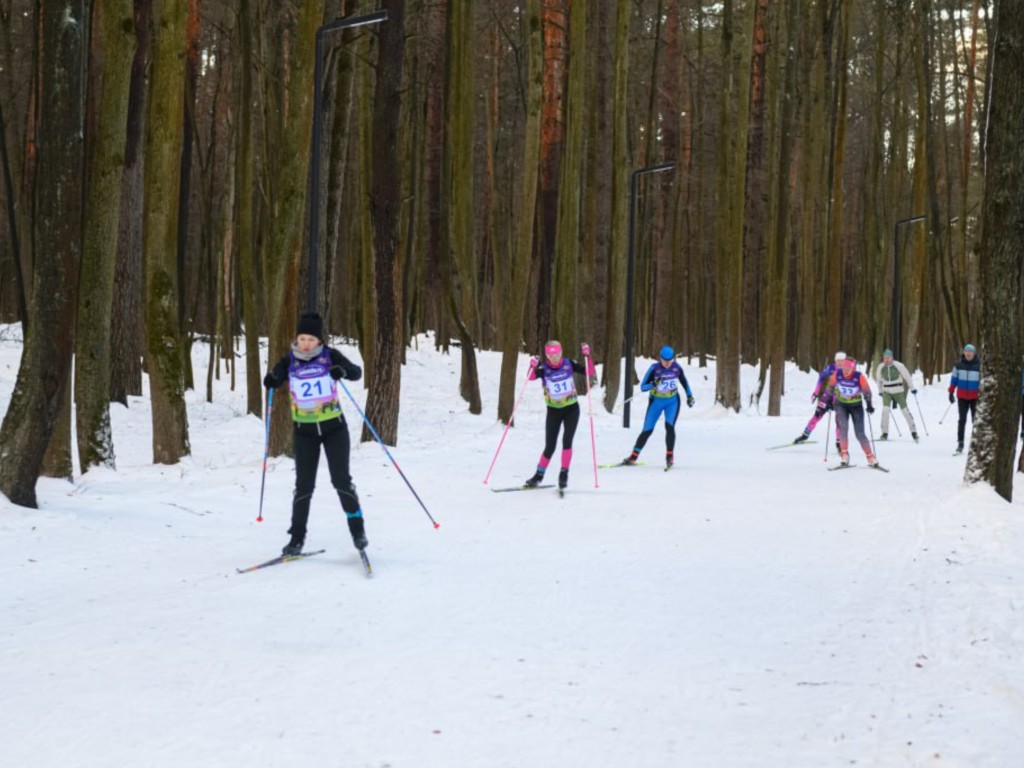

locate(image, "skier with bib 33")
[[826, 357, 879, 468], [263, 313, 366, 556]]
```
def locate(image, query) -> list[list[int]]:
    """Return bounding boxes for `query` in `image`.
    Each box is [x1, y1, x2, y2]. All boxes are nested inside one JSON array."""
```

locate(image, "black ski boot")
[[793, 434, 809, 444], [282, 538, 304, 557], [955, 441, 964, 455], [523, 470, 545, 488], [912, 432, 919, 443], [347, 515, 368, 551], [558, 468, 569, 490], [666, 451, 674, 469], [880, 433, 888, 441], [621, 452, 639, 466]]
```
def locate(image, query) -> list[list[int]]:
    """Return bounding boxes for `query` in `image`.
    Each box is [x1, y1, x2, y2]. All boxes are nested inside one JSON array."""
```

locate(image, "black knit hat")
[[296, 313, 325, 342]]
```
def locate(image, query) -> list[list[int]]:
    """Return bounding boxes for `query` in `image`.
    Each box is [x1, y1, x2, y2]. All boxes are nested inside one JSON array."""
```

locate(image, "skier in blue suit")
[[622, 346, 694, 469]]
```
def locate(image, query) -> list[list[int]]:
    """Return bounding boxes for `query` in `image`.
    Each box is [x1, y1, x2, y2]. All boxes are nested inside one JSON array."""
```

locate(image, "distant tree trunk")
[[364, 0, 406, 445], [497, 0, 542, 424], [965, 0, 1024, 501], [741, 0, 768, 365], [110, 0, 150, 404], [714, 0, 753, 411], [825, 1, 849, 351], [176, 0, 200, 392], [143, 0, 191, 464], [75, 0, 135, 472], [765, 0, 799, 415], [551, 0, 585, 358], [581, 2, 612, 356], [918, 0, 965, 352], [0, 3, 36, 327], [260, 1, 325, 456], [536, 0, 566, 345], [235, 0, 260, 417], [601, 0, 630, 412], [0, 1, 86, 506], [444, 0, 482, 414]]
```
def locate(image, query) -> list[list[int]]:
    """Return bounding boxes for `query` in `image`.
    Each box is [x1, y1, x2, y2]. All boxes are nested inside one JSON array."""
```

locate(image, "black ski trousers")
[[542, 402, 581, 459], [957, 398, 977, 444], [289, 416, 360, 541]]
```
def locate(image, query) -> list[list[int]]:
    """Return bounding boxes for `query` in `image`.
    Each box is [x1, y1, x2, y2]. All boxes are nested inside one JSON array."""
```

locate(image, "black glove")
[[330, 365, 346, 381], [911, 389, 918, 395], [866, 402, 875, 414], [825, 400, 833, 412], [686, 395, 695, 408], [948, 392, 955, 404], [263, 373, 278, 389]]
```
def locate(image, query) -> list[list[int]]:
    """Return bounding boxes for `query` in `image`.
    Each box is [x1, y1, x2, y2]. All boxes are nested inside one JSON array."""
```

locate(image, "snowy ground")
[[2, 327, 1023, 768]]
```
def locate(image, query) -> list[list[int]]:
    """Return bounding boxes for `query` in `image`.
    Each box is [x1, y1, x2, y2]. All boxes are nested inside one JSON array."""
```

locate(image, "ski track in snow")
[[2, 329, 1023, 768]]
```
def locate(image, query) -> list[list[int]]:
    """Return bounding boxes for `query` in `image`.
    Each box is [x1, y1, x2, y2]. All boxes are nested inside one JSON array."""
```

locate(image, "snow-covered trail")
[[3, 335, 1024, 767]]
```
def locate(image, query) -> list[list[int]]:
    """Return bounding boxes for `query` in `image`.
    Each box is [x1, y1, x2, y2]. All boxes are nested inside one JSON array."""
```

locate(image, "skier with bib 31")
[[522, 340, 595, 491]]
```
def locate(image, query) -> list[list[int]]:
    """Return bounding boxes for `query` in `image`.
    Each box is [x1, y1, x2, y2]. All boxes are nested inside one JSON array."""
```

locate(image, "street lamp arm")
[[319, 10, 389, 38]]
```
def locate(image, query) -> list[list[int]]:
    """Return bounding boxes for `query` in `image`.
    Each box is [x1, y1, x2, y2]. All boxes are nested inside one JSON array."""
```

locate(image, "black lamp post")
[[891, 214, 926, 361], [623, 162, 674, 428], [307, 10, 389, 313]]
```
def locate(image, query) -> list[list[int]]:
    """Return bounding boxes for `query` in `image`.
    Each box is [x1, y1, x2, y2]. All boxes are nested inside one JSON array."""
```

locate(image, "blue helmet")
[[659, 345, 675, 361]]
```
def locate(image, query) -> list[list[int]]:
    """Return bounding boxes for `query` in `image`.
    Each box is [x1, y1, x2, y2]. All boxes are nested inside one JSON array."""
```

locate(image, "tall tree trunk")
[[535, 0, 566, 346], [825, 1, 849, 352], [75, 0, 135, 472], [714, 0, 753, 411], [964, 0, 1024, 501], [144, 0, 190, 464], [364, 0, 406, 445], [444, 0, 482, 414], [582, 1, 611, 358], [601, 0, 631, 412], [497, 0, 542, 424], [110, 0, 150, 404], [235, 0, 260, 417], [0, 1, 86, 506], [261, 0, 325, 456], [741, 0, 768, 365], [765, 0, 799, 415], [551, 0, 585, 359]]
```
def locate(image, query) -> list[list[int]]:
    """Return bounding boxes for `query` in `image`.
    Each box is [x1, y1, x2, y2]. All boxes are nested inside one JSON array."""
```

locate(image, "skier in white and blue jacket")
[[622, 346, 694, 469]]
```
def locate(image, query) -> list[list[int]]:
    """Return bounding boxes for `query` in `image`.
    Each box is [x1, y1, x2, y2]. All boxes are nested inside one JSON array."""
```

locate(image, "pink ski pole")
[[582, 344, 599, 488], [483, 357, 537, 484]]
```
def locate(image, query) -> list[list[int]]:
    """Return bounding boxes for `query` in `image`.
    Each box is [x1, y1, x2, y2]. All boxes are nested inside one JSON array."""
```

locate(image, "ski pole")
[[256, 387, 274, 522], [913, 392, 929, 436], [866, 405, 878, 457], [582, 345, 599, 488], [483, 357, 537, 485], [613, 394, 637, 412], [890, 405, 903, 437], [939, 400, 953, 425], [823, 408, 832, 463], [337, 379, 440, 529]]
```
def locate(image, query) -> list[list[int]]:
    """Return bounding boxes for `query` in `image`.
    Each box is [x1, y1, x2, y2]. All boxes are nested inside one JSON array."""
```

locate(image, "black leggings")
[[957, 398, 977, 443], [290, 417, 360, 540], [542, 402, 580, 459]]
